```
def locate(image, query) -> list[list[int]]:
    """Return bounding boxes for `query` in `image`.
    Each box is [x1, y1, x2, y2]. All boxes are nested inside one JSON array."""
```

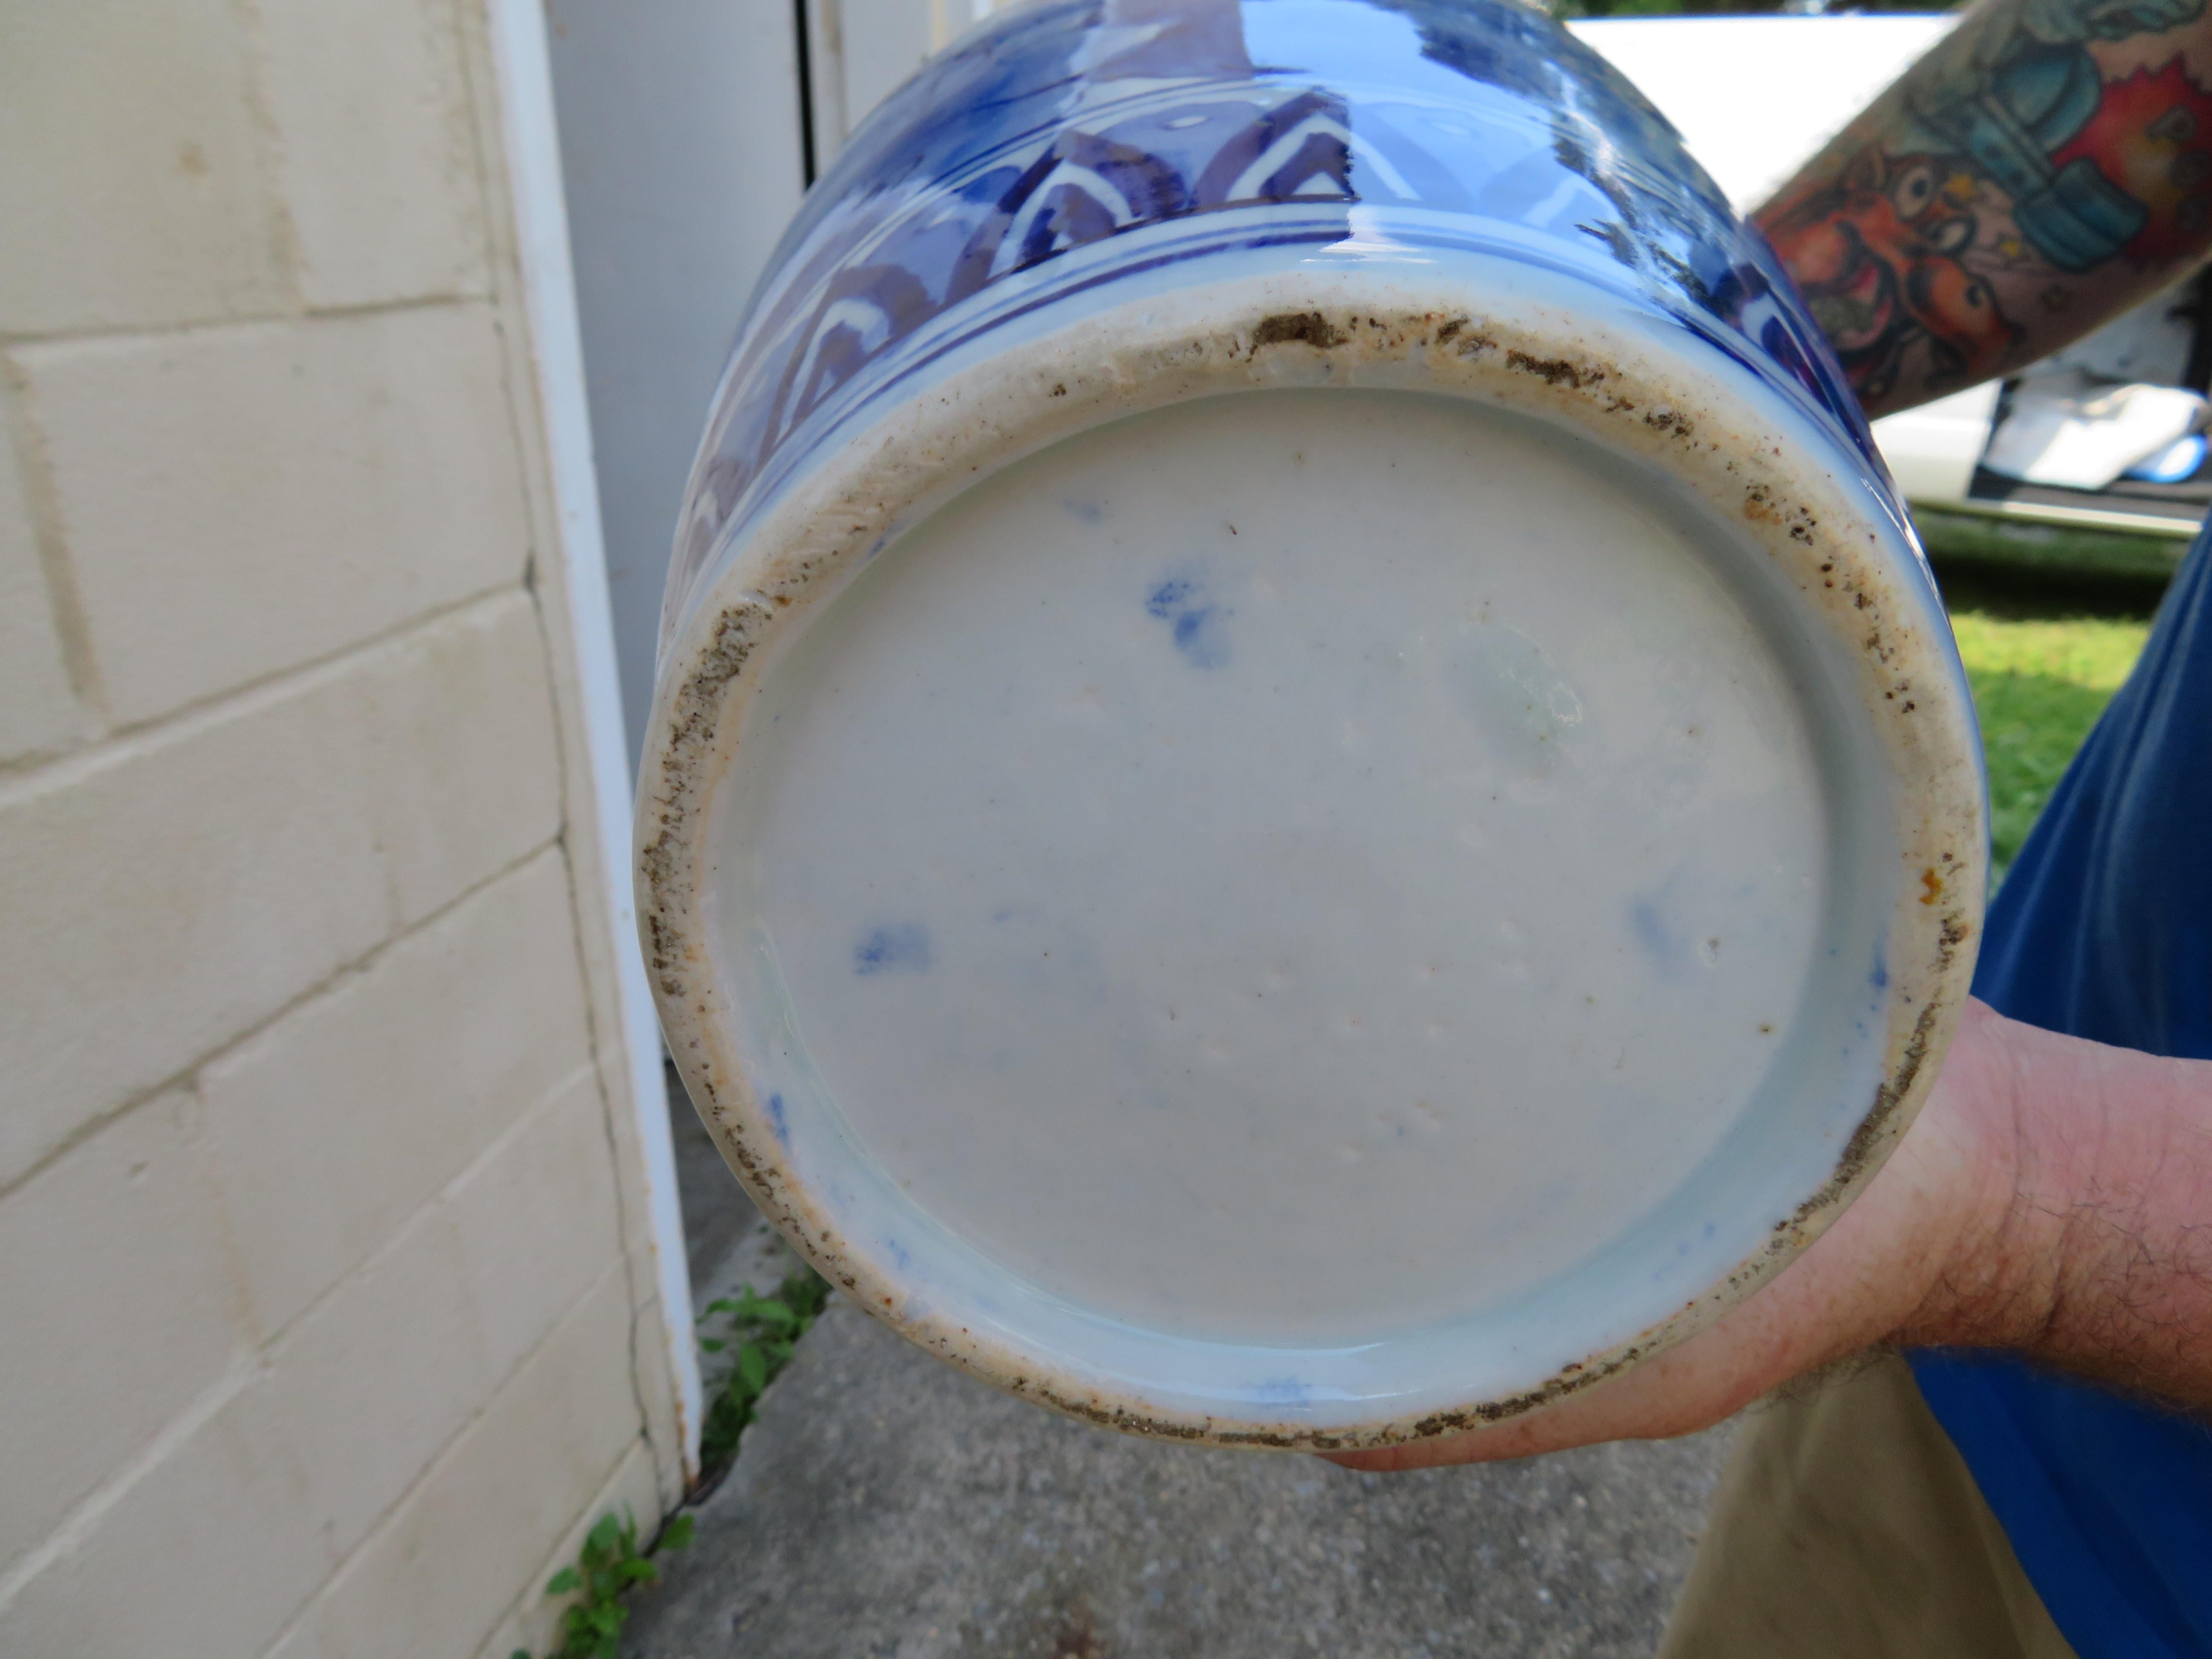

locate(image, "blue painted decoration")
[[665, 0, 1883, 639]]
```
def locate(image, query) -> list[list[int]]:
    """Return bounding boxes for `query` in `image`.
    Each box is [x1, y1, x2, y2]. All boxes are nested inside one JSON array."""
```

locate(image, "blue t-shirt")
[[1909, 529, 2212, 1658]]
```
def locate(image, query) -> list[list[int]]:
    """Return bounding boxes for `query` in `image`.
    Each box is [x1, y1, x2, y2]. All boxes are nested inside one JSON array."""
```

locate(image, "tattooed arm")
[[1756, 0, 2212, 416]]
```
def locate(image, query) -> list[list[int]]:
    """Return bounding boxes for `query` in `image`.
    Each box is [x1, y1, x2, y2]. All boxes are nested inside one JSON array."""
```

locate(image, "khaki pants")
[[1658, 1354, 2078, 1659]]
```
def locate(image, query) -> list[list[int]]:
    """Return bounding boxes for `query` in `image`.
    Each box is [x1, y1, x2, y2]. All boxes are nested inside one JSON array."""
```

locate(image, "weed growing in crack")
[[513, 1508, 693, 1659], [700, 1268, 832, 1475], [511, 1269, 828, 1656]]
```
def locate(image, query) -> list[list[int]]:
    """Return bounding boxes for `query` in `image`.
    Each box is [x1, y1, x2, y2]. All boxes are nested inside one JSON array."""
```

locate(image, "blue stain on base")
[[1664, 1219, 1723, 1275], [1250, 1375, 1316, 1409], [766, 1093, 790, 1147], [1145, 576, 1194, 617], [855, 923, 932, 974], [1146, 571, 1231, 668], [1870, 951, 1890, 991]]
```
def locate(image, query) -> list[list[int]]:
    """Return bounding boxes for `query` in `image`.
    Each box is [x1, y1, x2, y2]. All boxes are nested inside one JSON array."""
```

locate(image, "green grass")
[[1941, 582, 2154, 879]]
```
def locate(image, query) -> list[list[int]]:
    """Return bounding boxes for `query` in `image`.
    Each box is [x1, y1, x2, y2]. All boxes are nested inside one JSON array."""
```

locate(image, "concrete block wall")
[[0, 3, 687, 1655]]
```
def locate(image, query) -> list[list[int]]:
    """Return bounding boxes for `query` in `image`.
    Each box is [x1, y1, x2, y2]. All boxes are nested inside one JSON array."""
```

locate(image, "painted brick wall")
[[0, 3, 685, 1655]]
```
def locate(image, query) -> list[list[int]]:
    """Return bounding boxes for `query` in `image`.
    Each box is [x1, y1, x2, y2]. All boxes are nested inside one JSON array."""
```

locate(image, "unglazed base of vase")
[[641, 271, 1983, 1447], [727, 384, 1847, 1341]]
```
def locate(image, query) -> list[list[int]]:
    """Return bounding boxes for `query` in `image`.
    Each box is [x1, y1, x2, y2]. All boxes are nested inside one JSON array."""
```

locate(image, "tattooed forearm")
[[1756, 0, 2212, 416]]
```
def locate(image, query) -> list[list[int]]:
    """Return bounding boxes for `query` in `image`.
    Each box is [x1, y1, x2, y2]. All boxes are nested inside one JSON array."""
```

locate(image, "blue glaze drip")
[[1144, 576, 1195, 618], [855, 923, 933, 974], [1147, 573, 1231, 668]]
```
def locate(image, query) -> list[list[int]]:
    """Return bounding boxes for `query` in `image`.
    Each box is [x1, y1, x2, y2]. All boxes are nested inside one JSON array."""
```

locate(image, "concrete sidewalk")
[[626, 1298, 1732, 1659], [640, 1092, 1734, 1658]]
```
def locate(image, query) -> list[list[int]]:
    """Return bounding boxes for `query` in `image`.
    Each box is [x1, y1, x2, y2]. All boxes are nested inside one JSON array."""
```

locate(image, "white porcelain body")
[[638, 0, 1986, 1448]]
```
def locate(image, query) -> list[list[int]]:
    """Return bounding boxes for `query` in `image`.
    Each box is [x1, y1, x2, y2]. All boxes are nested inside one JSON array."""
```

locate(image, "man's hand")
[[1327, 1000, 2212, 1473]]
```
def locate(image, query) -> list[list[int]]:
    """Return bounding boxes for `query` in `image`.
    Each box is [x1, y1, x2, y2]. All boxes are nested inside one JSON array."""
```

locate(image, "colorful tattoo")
[[1757, 0, 2212, 411], [1762, 152, 2021, 402]]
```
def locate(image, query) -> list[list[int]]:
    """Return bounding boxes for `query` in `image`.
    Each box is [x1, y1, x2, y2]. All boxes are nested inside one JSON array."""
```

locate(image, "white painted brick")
[[0, 694, 382, 1193], [0, 1091, 242, 1574], [0, 411, 91, 763], [245, 1068, 619, 1582], [256, 0, 490, 309], [22, 306, 530, 725], [200, 848, 593, 1340], [359, 594, 565, 930], [263, 1268, 641, 1659], [0, 0, 290, 335], [0, 593, 561, 1189], [0, 1364, 328, 1659], [0, 1071, 621, 1659]]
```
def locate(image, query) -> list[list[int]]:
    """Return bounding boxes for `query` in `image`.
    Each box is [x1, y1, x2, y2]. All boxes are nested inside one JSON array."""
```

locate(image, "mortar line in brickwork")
[[0, 836, 565, 1208], [246, 1260, 641, 1659], [0, 359, 107, 722], [0, 582, 525, 796], [0, 1343, 264, 1613], [0, 291, 490, 355]]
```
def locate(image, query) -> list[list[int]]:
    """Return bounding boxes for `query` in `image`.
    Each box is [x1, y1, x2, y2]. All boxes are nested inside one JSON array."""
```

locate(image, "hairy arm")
[[1935, 1003, 2212, 1397], [1755, 0, 2212, 416], [1330, 1001, 2212, 1471]]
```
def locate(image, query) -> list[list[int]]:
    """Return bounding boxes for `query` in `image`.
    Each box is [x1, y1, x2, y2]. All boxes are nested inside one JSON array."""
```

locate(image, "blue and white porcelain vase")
[[638, 0, 1985, 1449]]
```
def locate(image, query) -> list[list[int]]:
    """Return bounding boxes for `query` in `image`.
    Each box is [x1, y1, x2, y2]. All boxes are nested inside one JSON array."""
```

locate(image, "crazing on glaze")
[[637, 0, 1987, 1449]]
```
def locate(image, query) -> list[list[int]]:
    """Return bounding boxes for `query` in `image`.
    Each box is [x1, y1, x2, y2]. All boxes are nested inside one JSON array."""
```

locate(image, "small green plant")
[[512, 1508, 694, 1659], [698, 1268, 832, 1473], [512, 1269, 828, 1658]]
